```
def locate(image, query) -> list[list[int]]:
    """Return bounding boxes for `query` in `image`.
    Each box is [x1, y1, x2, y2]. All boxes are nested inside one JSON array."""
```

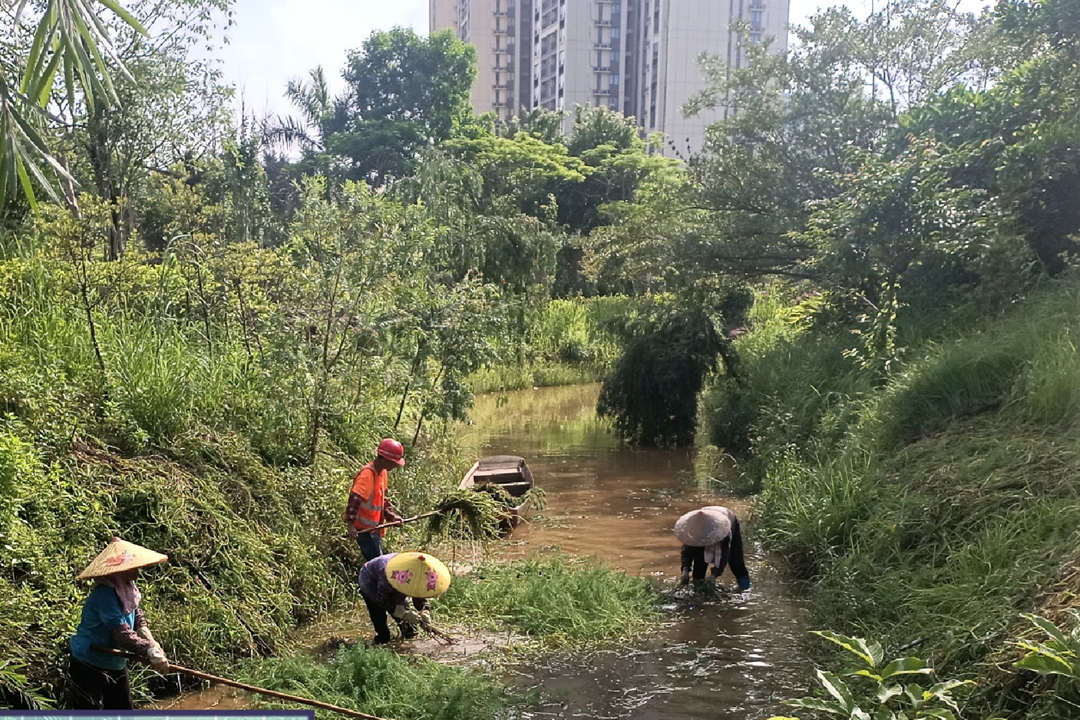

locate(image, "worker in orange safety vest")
[[345, 438, 406, 561]]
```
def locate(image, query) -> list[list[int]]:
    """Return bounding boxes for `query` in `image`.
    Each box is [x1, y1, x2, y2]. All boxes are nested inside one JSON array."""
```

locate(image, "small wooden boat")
[[459, 455, 534, 529]]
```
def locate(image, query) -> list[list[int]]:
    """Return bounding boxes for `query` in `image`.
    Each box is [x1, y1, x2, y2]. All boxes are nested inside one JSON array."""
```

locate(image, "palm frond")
[[263, 114, 321, 152]]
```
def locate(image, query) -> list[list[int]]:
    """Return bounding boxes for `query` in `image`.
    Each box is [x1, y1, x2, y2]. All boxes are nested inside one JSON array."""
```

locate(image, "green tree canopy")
[[276, 28, 476, 187]]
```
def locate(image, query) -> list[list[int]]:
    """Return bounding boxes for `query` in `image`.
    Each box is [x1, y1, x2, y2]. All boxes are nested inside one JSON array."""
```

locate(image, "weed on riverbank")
[[242, 642, 531, 720], [438, 556, 663, 646], [466, 298, 625, 393], [708, 282, 1080, 714]]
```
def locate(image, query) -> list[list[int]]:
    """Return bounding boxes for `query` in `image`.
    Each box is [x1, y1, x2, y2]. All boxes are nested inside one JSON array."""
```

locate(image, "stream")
[[159, 383, 810, 718], [461, 383, 810, 720]]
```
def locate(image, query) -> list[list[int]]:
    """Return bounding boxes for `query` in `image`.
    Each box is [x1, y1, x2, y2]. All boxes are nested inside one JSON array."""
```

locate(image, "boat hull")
[[460, 455, 534, 529]]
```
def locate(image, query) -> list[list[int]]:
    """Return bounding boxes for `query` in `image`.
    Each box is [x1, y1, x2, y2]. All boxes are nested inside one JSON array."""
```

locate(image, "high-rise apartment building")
[[637, 0, 789, 156], [431, 0, 789, 155], [430, 0, 533, 123]]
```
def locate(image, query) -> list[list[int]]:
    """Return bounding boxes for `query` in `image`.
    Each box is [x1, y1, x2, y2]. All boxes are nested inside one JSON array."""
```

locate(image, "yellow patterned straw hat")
[[673, 507, 732, 547], [385, 552, 451, 598], [76, 537, 168, 580]]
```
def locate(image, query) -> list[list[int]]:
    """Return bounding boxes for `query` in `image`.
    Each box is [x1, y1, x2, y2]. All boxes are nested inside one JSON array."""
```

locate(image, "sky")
[[215, 0, 990, 120]]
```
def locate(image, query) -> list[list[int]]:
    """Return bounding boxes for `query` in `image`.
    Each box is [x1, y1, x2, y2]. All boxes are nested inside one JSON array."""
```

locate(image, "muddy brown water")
[[161, 383, 810, 718], [460, 383, 811, 719]]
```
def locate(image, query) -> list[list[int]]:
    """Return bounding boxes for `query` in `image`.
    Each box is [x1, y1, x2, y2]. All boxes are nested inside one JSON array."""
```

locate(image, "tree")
[[554, 106, 676, 295], [275, 28, 475, 187], [895, 0, 1080, 274], [69, 0, 233, 258], [1, 0, 146, 215]]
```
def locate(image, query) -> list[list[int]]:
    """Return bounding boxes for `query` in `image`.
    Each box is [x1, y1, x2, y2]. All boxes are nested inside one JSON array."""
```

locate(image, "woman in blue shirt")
[[69, 537, 170, 709]]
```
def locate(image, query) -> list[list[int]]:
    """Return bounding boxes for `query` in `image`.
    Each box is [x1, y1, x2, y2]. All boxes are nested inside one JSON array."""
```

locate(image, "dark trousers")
[[361, 592, 394, 643], [681, 518, 750, 588], [681, 544, 712, 580], [69, 657, 133, 710], [355, 531, 383, 562], [360, 592, 426, 644]]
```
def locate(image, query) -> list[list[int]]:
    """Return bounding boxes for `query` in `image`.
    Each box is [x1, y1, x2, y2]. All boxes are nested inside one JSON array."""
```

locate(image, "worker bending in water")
[[345, 437, 406, 561], [68, 537, 171, 709], [357, 551, 450, 645], [674, 506, 751, 590]]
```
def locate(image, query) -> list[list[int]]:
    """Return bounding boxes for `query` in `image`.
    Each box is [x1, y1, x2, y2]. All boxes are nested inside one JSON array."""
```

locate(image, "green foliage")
[[276, 28, 476, 186], [424, 489, 505, 540], [595, 288, 752, 446], [437, 556, 662, 646], [2, 0, 146, 211], [598, 300, 728, 446], [1014, 612, 1080, 680], [726, 283, 1080, 718], [771, 631, 976, 720], [0, 182, 503, 702], [243, 642, 526, 720]]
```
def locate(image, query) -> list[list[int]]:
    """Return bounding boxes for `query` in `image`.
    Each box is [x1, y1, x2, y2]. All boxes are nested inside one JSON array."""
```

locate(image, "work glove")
[[392, 605, 421, 626], [418, 609, 432, 625], [146, 645, 170, 673]]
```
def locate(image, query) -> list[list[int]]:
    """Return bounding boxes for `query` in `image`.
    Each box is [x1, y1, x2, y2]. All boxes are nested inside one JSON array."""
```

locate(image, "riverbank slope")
[[705, 281, 1080, 718]]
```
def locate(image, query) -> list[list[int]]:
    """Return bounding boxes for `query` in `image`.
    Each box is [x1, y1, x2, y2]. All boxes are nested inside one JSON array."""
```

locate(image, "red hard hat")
[[376, 438, 405, 466]]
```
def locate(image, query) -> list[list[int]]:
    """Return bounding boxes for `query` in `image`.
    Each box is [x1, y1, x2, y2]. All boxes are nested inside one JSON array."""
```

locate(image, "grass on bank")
[[707, 281, 1080, 716], [243, 643, 531, 720], [0, 243, 468, 707], [438, 555, 664, 646], [222, 555, 663, 720], [466, 297, 626, 394]]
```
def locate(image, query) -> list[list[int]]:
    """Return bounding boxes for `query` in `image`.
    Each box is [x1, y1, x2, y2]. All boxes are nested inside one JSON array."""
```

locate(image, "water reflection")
[[463, 384, 809, 720]]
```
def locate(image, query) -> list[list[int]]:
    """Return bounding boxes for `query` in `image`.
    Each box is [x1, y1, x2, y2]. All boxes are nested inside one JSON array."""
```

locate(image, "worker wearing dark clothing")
[[358, 553, 428, 644], [674, 506, 751, 590]]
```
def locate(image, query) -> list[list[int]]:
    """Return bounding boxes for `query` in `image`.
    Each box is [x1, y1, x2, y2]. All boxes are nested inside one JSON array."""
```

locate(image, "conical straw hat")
[[673, 506, 732, 547], [76, 537, 168, 580], [385, 551, 451, 598]]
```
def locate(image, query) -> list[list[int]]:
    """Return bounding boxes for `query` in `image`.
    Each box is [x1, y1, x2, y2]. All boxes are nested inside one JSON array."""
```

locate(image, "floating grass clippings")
[[242, 643, 532, 720], [438, 556, 664, 646]]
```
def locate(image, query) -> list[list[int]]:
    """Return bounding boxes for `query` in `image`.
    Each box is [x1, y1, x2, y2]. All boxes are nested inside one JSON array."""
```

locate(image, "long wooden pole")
[[369, 510, 439, 532], [93, 647, 386, 720], [164, 662, 387, 720]]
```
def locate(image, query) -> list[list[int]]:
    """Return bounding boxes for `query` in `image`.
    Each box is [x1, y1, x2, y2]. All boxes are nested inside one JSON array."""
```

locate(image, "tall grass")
[[243, 643, 528, 720], [0, 243, 469, 705], [724, 281, 1080, 714], [468, 296, 626, 393], [438, 556, 663, 645]]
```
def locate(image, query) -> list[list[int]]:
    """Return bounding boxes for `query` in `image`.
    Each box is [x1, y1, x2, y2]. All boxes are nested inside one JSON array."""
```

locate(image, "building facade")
[[430, 0, 533, 123], [431, 0, 789, 154], [637, 0, 790, 156]]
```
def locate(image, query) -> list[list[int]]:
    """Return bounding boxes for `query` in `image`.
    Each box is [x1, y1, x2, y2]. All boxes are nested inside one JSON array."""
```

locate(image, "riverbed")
[[159, 383, 810, 718], [461, 384, 809, 720]]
